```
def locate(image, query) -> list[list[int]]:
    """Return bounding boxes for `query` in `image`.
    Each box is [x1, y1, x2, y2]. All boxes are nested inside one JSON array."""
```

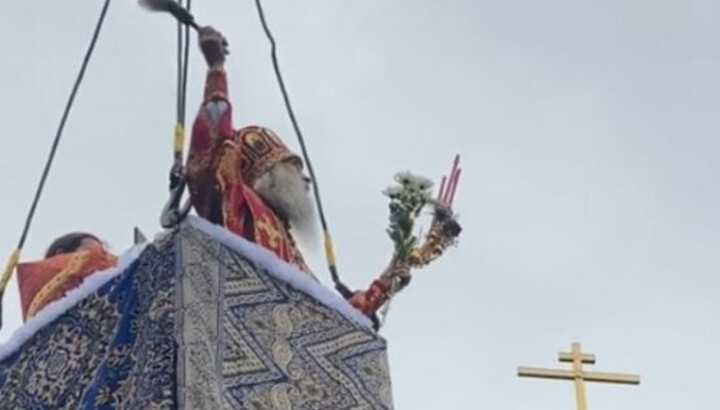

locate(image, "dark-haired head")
[[44, 232, 103, 258]]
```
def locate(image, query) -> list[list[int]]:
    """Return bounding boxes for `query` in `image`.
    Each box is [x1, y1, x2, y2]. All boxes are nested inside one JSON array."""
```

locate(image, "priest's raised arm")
[[185, 26, 313, 275], [186, 26, 235, 225]]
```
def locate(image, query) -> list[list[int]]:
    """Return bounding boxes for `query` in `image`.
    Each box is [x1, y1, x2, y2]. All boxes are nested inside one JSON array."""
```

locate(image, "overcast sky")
[[1, 0, 718, 408]]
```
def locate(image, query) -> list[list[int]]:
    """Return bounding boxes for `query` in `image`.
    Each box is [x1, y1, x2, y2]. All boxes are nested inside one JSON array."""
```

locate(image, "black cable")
[[0, 0, 112, 329], [252, 0, 353, 297], [171, 0, 190, 172], [18, 0, 111, 250], [176, 9, 183, 125], [180, 0, 191, 124]]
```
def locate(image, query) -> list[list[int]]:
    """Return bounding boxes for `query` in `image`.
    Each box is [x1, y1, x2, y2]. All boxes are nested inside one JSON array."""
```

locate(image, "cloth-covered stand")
[[0, 216, 393, 409]]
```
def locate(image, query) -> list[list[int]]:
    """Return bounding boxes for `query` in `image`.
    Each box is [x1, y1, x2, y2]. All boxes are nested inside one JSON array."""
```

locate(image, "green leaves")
[[383, 171, 434, 262]]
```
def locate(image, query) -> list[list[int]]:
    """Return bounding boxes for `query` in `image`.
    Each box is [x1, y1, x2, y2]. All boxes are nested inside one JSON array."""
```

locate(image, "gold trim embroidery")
[[26, 251, 90, 319], [256, 214, 283, 251]]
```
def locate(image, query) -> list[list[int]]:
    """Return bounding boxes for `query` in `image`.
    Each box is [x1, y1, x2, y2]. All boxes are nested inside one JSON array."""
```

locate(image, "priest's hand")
[[379, 256, 412, 292], [199, 26, 228, 68]]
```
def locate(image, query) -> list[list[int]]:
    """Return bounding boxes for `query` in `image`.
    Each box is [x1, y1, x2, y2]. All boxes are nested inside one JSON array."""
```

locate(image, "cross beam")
[[517, 342, 639, 410], [518, 367, 640, 384]]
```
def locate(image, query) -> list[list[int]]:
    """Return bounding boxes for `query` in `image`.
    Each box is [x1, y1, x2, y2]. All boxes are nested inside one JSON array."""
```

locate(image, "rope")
[[174, 0, 192, 160], [252, 0, 353, 298], [0, 0, 112, 329]]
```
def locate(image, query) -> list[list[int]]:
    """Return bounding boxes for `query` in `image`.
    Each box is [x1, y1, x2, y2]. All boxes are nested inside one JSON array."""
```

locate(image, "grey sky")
[[1, 0, 718, 408]]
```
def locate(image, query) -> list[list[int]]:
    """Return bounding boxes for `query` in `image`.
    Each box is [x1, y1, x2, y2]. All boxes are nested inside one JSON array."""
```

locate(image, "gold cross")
[[517, 342, 640, 410]]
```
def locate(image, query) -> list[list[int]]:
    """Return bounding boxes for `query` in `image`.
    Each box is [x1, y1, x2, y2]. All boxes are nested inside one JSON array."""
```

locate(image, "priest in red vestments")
[[16, 232, 117, 321], [185, 26, 406, 322]]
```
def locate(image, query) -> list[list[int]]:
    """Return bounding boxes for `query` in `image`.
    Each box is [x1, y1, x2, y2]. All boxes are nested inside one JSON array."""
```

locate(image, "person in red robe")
[[185, 26, 407, 323], [16, 232, 117, 321]]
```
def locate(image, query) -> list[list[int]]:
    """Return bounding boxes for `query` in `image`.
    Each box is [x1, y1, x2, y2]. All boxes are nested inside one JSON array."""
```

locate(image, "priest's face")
[[253, 158, 318, 247]]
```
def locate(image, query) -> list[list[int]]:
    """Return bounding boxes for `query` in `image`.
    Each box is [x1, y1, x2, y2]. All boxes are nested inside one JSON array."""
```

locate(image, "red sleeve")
[[347, 280, 391, 317], [187, 66, 248, 224], [190, 66, 235, 152]]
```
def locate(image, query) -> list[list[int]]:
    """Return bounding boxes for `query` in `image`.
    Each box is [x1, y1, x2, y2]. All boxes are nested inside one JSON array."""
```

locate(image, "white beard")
[[254, 165, 319, 250]]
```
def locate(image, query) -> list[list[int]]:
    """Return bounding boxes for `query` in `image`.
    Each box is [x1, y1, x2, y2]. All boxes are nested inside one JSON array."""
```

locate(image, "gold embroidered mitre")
[[236, 126, 301, 186]]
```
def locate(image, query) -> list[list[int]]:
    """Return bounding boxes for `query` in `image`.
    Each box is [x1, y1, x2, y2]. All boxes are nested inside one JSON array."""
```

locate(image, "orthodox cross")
[[517, 342, 640, 410]]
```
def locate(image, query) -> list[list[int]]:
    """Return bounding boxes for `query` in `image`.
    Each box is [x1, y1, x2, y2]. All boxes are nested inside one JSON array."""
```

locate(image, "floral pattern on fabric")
[[0, 242, 176, 409]]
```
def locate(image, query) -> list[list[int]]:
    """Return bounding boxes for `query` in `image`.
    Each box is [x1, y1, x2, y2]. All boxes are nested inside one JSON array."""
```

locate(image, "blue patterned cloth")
[[0, 223, 394, 409], [0, 243, 177, 409]]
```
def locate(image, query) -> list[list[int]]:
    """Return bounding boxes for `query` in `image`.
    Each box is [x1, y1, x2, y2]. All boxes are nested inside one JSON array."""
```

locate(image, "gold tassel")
[[173, 122, 185, 157], [0, 248, 20, 329], [0, 248, 20, 294], [323, 230, 337, 268]]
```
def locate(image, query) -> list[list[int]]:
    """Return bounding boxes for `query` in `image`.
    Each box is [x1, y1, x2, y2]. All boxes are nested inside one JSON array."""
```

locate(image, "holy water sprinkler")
[[138, 0, 200, 30]]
